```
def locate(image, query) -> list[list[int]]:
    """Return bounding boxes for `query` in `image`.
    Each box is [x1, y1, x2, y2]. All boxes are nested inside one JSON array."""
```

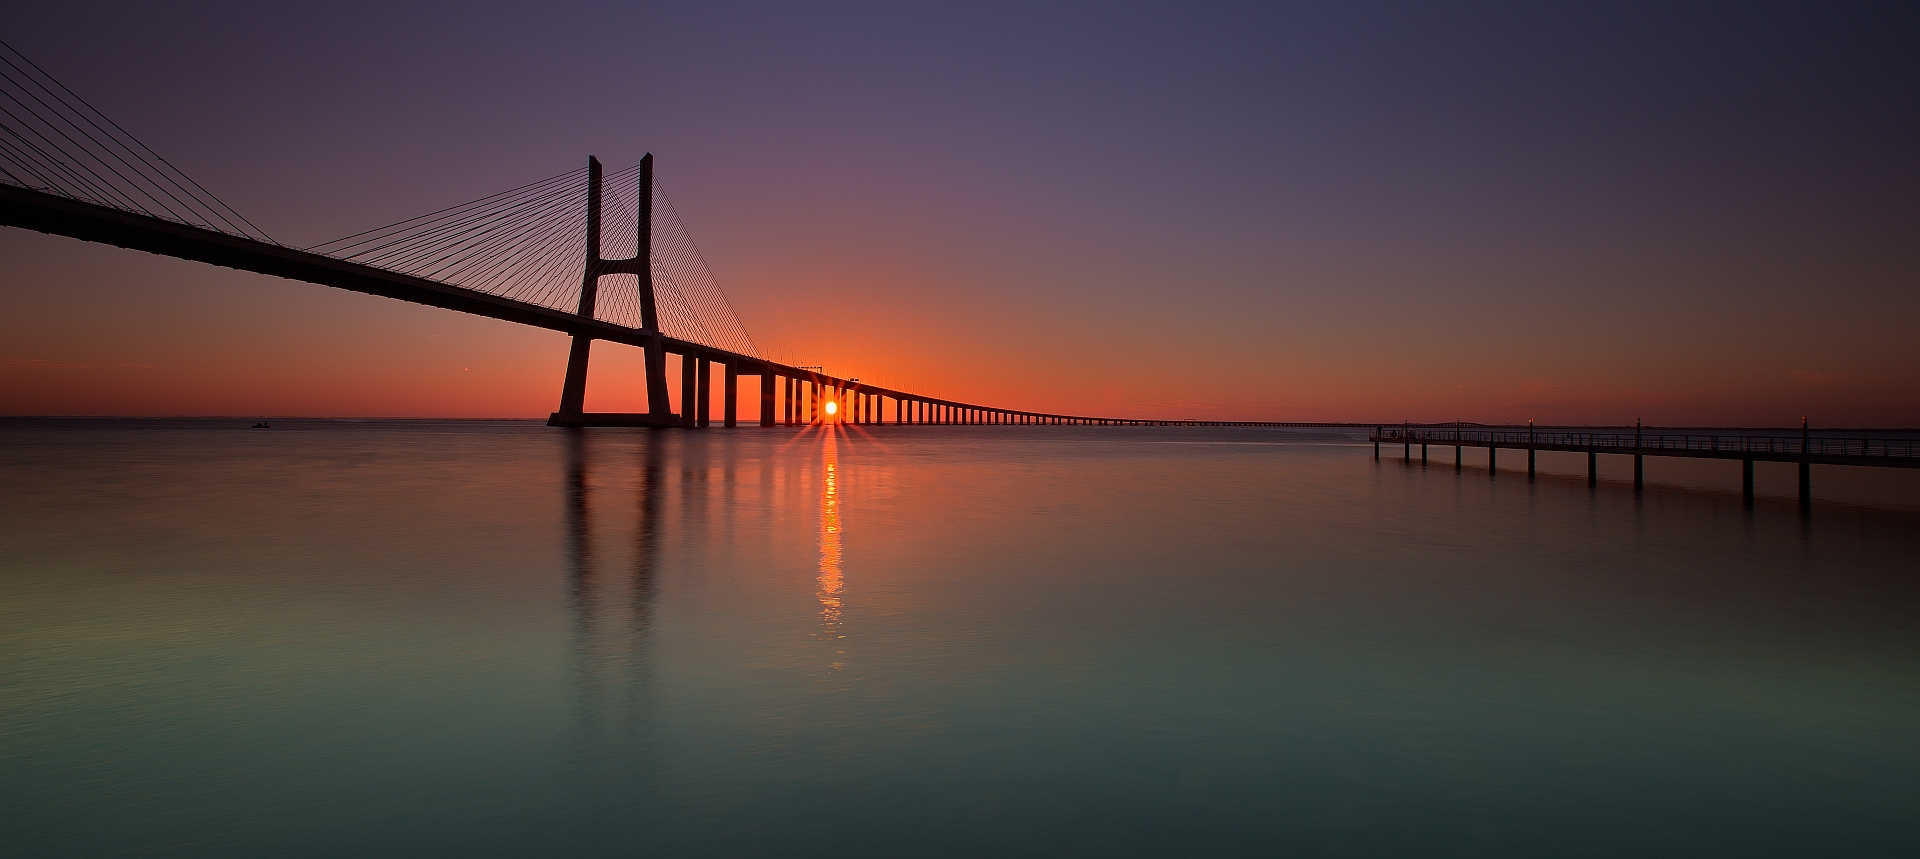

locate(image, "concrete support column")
[[724, 363, 738, 428], [1489, 447, 1497, 475], [1421, 443, 1427, 466], [809, 381, 818, 423], [1588, 449, 1597, 487], [1742, 458, 1754, 506], [1527, 449, 1535, 479], [1634, 455, 1644, 491], [1455, 446, 1462, 471], [696, 358, 711, 428], [760, 373, 774, 427], [679, 354, 696, 428]]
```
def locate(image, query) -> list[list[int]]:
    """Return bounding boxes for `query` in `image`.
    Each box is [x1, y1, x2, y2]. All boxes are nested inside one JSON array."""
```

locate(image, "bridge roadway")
[[0, 183, 1344, 429], [1370, 424, 1920, 510]]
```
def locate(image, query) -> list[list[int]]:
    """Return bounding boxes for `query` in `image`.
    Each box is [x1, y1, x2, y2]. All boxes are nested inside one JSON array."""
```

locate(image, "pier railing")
[[1370, 426, 1920, 464]]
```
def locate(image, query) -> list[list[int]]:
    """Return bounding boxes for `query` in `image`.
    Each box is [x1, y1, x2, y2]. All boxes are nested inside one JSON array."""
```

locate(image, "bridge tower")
[[549, 154, 676, 426]]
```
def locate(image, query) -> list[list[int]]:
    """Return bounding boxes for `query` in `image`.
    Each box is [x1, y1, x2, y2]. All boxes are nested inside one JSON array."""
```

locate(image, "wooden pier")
[[1370, 421, 1919, 511]]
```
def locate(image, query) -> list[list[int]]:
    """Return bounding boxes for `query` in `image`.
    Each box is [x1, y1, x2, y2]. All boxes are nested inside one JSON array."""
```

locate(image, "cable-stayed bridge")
[[0, 40, 1314, 429]]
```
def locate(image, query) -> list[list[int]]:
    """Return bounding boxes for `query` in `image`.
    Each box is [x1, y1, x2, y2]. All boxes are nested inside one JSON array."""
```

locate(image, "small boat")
[[250, 422, 270, 429]]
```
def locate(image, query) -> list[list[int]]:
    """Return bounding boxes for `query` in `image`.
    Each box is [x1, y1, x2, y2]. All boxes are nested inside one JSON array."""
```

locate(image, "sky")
[[2, 1, 1916, 425]]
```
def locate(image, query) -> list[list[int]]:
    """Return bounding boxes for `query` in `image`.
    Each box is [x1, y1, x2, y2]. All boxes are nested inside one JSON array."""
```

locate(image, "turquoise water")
[[2, 419, 1915, 857]]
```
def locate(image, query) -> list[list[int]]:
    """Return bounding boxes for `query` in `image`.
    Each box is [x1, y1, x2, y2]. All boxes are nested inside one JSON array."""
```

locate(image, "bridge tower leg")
[[551, 157, 607, 424], [636, 155, 673, 426]]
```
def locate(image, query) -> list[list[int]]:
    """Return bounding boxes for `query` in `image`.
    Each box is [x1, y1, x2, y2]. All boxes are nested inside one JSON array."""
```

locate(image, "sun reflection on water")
[[816, 426, 845, 669]]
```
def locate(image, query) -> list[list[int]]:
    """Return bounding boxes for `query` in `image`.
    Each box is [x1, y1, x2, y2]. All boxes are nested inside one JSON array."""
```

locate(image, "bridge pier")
[[1588, 449, 1597, 487], [1421, 443, 1427, 466], [1527, 449, 1536, 479], [1489, 447, 1496, 475], [681, 356, 697, 428], [696, 358, 711, 427], [724, 363, 738, 427], [1742, 458, 1754, 505], [760, 372, 775, 427], [1634, 455, 1643, 491], [1455, 445, 1461, 471]]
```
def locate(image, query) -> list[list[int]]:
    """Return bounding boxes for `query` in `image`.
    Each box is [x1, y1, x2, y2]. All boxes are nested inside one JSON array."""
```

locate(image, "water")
[[2, 419, 1915, 857]]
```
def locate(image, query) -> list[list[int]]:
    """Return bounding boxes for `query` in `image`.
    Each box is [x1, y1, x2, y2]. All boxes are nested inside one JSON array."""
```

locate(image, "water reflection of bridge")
[[563, 423, 858, 724]]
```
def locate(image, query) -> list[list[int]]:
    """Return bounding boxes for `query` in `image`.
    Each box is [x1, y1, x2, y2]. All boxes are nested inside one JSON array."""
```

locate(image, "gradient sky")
[[2, 1, 1916, 425]]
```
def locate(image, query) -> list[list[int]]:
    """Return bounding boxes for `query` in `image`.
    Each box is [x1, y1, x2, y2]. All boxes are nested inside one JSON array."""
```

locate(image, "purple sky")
[[3, 2, 1916, 424]]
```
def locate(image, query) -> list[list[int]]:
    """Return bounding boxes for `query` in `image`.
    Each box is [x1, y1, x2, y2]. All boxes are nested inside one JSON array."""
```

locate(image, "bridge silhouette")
[[1, 40, 1336, 431], [3, 40, 1917, 516]]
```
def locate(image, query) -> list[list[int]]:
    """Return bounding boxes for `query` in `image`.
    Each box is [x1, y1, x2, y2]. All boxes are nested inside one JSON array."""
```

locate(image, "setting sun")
[[824, 401, 837, 416]]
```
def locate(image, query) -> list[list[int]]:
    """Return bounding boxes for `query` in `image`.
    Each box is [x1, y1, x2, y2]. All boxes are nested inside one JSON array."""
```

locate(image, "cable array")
[[310, 162, 761, 357], [0, 40, 273, 243], [0, 37, 757, 356], [311, 167, 599, 319], [652, 178, 761, 357]]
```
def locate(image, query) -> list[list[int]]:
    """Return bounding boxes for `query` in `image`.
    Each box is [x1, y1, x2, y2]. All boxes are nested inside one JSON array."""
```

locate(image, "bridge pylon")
[[549, 154, 678, 427]]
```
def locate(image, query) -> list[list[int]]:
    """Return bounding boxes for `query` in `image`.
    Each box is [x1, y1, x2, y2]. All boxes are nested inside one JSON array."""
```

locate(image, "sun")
[[823, 401, 838, 416]]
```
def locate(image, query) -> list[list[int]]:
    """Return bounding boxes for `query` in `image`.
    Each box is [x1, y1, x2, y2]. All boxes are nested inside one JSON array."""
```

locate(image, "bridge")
[[0, 40, 1353, 431], [4, 39, 1918, 512]]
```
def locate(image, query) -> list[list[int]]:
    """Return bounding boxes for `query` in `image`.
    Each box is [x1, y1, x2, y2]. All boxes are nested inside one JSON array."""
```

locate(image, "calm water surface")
[[2, 420, 1916, 857]]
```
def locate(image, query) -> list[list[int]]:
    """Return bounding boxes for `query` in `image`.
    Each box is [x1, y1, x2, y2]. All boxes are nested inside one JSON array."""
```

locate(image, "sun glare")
[[824, 401, 838, 415]]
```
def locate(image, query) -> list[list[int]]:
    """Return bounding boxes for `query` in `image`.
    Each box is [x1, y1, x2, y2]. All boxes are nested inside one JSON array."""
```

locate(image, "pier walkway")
[[1371, 422, 1919, 510]]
